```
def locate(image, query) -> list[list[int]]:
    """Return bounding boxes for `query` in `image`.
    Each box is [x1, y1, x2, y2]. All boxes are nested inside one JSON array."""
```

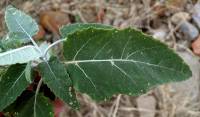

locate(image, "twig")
[[112, 94, 121, 117]]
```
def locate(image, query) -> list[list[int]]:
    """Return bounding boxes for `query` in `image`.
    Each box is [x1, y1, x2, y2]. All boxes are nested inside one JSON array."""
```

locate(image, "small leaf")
[[5, 5, 39, 40], [38, 57, 79, 109], [25, 62, 32, 83], [60, 23, 114, 38], [0, 64, 29, 111], [63, 27, 192, 101], [0, 45, 42, 66]]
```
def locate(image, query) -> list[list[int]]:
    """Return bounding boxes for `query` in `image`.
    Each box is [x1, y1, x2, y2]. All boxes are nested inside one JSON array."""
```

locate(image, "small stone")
[[152, 3, 167, 17], [192, 35, 200, 56], [171, 12, 190, 24], [137, 96, 156, 117], [179, 21, 199, 41], [22, 1, 34, 12], [192, 4, 200, 29], [152, 28, 168, 40]]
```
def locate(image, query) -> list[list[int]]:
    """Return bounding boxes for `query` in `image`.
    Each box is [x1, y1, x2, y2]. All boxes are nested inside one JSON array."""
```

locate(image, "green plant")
[[0, 5, 192, 117]]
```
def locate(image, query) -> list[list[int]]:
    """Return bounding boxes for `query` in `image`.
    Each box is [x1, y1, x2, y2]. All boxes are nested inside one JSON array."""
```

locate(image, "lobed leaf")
[[38, 57, 79, 109], [63, 27, 192, 101], [0, 64, 30, 111]]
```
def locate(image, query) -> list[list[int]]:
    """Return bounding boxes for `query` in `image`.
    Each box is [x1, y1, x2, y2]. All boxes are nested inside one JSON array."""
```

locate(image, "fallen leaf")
[[167, 0, 187, 10], [33, 25, 46, 40], [40, 11, 70, 36], [192, 35, 200, 56], [0, 112, 4, 117], [53, 99, 65, 117], [96, 8, 106, 23]]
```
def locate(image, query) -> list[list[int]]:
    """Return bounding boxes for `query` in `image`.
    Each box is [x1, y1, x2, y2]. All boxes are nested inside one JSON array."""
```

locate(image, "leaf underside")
[[0, 45, 41, 66], [63, 27, 192, 101], [5, 5, 38, 40], [0, 64, 29, 111], [38, 57, 79, 109]]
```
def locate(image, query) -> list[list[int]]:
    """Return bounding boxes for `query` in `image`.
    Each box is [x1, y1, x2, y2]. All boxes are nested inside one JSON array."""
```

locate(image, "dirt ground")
[[1, 0, 200, 117]]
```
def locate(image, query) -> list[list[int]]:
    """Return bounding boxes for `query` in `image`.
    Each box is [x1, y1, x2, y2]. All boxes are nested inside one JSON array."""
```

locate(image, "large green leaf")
[[5, 5, 38, 41], [38, 57, 79, 109], [0, 64, 29, 111], [60, 23, 114, 38], [0, 45, 41, 66], [63, 27, 192, 101]]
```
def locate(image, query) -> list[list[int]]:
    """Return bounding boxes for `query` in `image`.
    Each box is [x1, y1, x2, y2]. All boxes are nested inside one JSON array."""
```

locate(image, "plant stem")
[[34, 78, 43, 117], [43, 38, 67, 57]]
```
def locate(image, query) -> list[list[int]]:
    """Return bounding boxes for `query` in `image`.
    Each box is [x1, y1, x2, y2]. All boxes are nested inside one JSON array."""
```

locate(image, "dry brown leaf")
[[192, 36, 200, 56], [96, 8, 106, 23], [33, 25, 46, 40], [40, 11, 70, 36]]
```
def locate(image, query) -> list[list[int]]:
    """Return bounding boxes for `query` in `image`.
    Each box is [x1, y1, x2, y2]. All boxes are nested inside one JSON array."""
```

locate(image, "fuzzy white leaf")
[[0, 46, 42, 66]]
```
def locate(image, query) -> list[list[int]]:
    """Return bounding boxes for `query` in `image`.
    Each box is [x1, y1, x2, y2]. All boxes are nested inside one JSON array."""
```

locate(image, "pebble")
[[179, 21, 199, 41], [152, 28, 168, 40], [137, 96, 156, 117], [192, 35, 200, 56], [171, 12, 190, 25], [192, 4, 200, 29], [152, 3, 167, 17]]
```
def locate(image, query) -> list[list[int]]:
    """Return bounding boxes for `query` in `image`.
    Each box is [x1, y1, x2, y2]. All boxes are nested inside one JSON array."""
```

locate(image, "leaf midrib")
[[64, 59, 184, 74], [5, 70, 25, 97]]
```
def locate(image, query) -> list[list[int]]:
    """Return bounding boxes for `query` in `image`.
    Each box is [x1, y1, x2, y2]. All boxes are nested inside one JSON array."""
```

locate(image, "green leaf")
[[0, 64, 29, 111], [60, 23, 114, 38], [17, 94, 53, 117], [63, 27, 192, 101], [38, 57, 79, 109], [3, 92, 53, 117], [25, 62, 32, 83], [0, 45, 41, 66], [5, 5, 38, 40]]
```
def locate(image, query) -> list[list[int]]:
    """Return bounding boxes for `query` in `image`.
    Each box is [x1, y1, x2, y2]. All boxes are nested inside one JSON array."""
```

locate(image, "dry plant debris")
[[1, 0, 200, 117]]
